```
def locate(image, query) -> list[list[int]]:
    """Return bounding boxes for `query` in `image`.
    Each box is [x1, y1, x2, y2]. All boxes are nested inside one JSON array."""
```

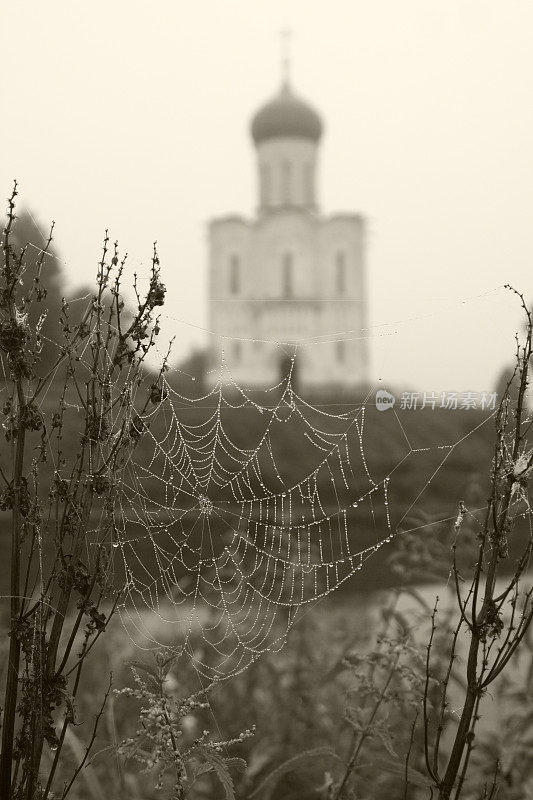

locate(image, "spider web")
[[110, 348, 491, 681]]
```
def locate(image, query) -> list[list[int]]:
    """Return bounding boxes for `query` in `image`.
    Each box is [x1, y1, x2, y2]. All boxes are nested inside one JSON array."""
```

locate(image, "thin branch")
[[404, 709, 419, 800], [423, 599, 440, 784], [59, 673, 113, 800]]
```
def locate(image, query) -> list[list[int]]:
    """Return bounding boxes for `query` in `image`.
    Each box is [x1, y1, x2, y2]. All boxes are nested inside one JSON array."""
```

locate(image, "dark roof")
[[250, 82, 323, 144]]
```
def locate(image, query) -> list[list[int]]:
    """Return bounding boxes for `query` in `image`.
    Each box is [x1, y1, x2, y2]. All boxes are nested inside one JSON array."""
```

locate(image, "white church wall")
[[318, 214, 365, 300], [208, 217, 252, 380], [209, 216, 251, 301], [256, 137, 318, 210], [252, 211, 319, 302]]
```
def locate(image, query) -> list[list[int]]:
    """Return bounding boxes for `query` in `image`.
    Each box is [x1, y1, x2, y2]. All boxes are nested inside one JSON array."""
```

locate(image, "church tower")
[[207, 71, 368, 392]]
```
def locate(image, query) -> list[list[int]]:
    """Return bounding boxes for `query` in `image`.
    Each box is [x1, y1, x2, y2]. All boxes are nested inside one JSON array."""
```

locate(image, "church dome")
[[251, 82, 323, 144]]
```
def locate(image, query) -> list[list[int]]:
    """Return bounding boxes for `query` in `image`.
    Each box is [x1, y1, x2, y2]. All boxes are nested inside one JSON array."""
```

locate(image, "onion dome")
[[251, 82, 323, 144]]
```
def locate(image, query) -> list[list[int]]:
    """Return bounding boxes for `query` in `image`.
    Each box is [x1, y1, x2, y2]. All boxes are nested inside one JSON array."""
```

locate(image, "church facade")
[[207, 77, 368, 391]]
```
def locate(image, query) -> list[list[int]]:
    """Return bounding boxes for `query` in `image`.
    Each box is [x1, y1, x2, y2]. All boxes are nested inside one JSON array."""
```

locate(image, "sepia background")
[[2, 5, 533, 798]]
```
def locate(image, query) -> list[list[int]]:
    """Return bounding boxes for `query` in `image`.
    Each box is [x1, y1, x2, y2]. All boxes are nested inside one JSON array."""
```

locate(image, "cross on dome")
[[280, 27, 293, 86]]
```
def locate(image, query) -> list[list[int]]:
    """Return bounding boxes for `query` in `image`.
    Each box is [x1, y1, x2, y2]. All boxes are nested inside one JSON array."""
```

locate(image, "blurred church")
[[207, 61, 368, 392]]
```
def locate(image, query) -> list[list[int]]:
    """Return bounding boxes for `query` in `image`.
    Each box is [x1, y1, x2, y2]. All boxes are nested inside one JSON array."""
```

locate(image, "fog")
[[2, 0, 532, 393]]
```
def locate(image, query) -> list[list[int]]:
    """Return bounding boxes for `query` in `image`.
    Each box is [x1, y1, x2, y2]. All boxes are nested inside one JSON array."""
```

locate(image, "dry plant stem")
[[0, 419, 26, 794], [436, 292, 533, 800], [0, 182, 30, 798], [404, 710, 419, 800], [23, 492, 94, 800], [452, 689, 482, 800], [0, 184, 168, 799], [434, 613, 463, 777], [334, 651, 401, 799], [58, 675, 112, 800], [43, 622, 97, 798], [424, 601, 440, 784], [438, 540, 493, 793]]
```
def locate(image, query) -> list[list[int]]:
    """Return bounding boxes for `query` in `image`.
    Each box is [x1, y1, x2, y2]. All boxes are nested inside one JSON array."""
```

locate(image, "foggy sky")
[[2, 0, 533, 394]]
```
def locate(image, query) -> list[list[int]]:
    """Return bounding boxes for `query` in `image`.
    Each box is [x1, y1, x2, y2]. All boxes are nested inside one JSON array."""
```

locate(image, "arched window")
[[336, 251, 346, 295], [282, 253, 293, 298], [282, 161, 292, 204], [229, 254, 240, 295], [260, 164, 271, 206]]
